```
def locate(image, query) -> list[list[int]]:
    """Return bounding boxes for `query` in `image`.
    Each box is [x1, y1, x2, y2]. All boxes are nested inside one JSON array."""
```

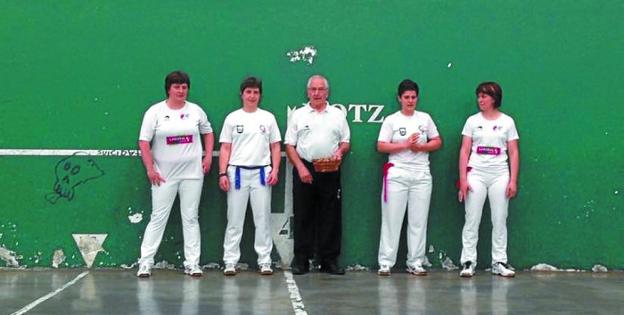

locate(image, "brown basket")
[[312, 157, 341, 173]]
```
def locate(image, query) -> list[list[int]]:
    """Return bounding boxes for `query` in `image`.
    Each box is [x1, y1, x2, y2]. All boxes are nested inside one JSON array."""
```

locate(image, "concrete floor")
[[2, 269, 623, 314]]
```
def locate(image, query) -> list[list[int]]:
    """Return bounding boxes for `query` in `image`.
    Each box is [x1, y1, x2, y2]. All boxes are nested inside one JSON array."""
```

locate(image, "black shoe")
[[321, 263, 345, 275], [291, 264, 309, 275]]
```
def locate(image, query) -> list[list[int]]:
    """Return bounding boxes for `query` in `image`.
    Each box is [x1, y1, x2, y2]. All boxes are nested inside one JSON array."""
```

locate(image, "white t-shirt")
[[461, 112, 519, 171], [378, 111, 440, 171], [284, 102, 350, 162], [139, 101, 213, 180], [219, 108, 281, 166]]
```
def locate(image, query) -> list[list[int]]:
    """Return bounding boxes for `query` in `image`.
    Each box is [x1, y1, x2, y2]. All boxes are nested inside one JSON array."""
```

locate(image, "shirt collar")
[[304, 101, 330, 113]]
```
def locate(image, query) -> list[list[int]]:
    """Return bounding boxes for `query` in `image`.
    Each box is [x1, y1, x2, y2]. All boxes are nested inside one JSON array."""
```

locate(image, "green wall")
[[1, 0, 623, 269]]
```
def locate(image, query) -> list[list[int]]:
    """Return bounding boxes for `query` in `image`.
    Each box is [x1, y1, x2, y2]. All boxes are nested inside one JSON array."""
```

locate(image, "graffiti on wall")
[[45, 152, 105, 204]]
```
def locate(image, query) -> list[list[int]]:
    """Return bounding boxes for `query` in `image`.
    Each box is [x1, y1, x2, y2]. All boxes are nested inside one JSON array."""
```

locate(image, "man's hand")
[[297, 165, 313, 184]]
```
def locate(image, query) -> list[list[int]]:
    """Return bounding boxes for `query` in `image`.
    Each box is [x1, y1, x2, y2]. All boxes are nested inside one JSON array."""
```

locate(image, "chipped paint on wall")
[[30, 251, 43, 264], [423, 256, 432, 268], [0, 246, 20, 267], [530, 263, 559, 271], [435, 250, 458, 270], [202, 262, 221, 270], [286, 46, 317, 64], [154, 260, 176, 269], [128, 213, 143, 224], [52, 249, 66, 268], [127, 206, 145, 224], [121, 262, 137, 269], [345, 264, 369, 272], [235, 262, 249, 271], [530, 263, 587, 272], [441, 257, 459, 271]]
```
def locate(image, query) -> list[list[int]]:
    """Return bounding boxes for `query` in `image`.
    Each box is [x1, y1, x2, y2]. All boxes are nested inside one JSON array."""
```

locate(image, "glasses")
[[307, 87, 327, 92]]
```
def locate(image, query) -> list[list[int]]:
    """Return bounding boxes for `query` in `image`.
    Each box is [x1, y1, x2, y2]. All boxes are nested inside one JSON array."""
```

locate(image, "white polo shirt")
[[378, 110, 440, 171], [461, 112, 519, 171], [284, 102, 350, 162], [139, 101, 213, 180], [219, 108, 281, 166]]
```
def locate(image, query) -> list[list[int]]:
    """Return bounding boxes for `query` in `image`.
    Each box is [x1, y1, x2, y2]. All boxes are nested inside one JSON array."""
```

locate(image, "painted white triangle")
[[271, 160, 295, 267], [72, 234, 107, 268], [271, 213, 293, 267]]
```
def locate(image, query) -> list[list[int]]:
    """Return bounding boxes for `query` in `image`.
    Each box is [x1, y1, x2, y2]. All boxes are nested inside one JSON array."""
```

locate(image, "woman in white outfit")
[[377, 79, 442, 276], [458, 81, 519, 278], [136, 70, 214, 278], [219, 77, 281, 276]]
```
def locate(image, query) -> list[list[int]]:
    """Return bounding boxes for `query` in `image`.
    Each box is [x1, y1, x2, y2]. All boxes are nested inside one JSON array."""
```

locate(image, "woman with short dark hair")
[[136, 70, 214, 278], [458, 81, 520, 278], [218, 76, 281, 276], [376, 79, 442, 276]]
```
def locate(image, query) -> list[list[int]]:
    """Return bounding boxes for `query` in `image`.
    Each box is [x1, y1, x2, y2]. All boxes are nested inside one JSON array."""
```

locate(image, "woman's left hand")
[[267, 169, 279, 186], [202, 157, 212, 174], [506, 180, 517, 198]]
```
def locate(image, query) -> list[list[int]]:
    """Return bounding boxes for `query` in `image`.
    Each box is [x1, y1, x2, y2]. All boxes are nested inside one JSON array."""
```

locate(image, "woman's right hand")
[[219, 176, 230, 192], [147, 170, 165, 186], [458, 179, 471, 202]]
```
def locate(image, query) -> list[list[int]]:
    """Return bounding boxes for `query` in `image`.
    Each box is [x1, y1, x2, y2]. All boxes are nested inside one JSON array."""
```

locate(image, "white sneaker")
[[137, 263, 152, 278], [460, 261, 475, 277], [223, 263, 237, 276], [406, 264, 427, 276], [259, 263, 273, 275], [491, 262, 515, 277], [184, 264, 203, 277], [377, 265, 391, 276]]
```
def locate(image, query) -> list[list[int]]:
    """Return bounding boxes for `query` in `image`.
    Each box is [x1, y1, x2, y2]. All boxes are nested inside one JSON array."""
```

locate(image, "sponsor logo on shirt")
[[166, 135, 193, 145], [418, 125, 427, 133], [259, 125, 266, 133], [399, 127, 406, 136], [164, 115, 170, 121], [493, 125, 502, 131], [180, 113, 189, 120], [236, 125, 244, 133], [476, 146, 501, 155]]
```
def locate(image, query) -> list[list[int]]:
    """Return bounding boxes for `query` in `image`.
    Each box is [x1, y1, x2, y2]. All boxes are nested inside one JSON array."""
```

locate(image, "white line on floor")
[[10, 271, 89, 315], [283, 270, 308, 315]]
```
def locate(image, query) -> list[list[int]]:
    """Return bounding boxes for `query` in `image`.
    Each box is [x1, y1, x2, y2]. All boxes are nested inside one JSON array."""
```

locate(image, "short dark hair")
[[476, 81, 502, 108], [164, 71, 190, 96], [240, 76, 262, 94], [397, 79, 419, 97]]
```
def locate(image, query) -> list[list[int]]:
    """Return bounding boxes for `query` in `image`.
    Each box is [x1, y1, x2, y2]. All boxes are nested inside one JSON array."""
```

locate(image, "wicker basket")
[[312, 157, 341, 173]]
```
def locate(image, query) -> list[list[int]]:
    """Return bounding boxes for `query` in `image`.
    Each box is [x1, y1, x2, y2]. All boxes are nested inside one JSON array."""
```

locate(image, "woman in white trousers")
[[218, 76, 281, 276], [458, 81, 520, 278], [377, 79, 442, 276], [136, 70, 214, 278]]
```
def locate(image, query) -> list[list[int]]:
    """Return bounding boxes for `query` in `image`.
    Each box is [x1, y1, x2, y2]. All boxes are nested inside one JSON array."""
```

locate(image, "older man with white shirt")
[[285, 75, 350, 275]]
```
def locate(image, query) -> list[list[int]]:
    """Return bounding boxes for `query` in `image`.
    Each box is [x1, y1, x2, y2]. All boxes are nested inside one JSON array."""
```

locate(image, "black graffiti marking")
[[279, 216, 294, 240], [45, 152, 105, 204], [96, 150, 140, 157]]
